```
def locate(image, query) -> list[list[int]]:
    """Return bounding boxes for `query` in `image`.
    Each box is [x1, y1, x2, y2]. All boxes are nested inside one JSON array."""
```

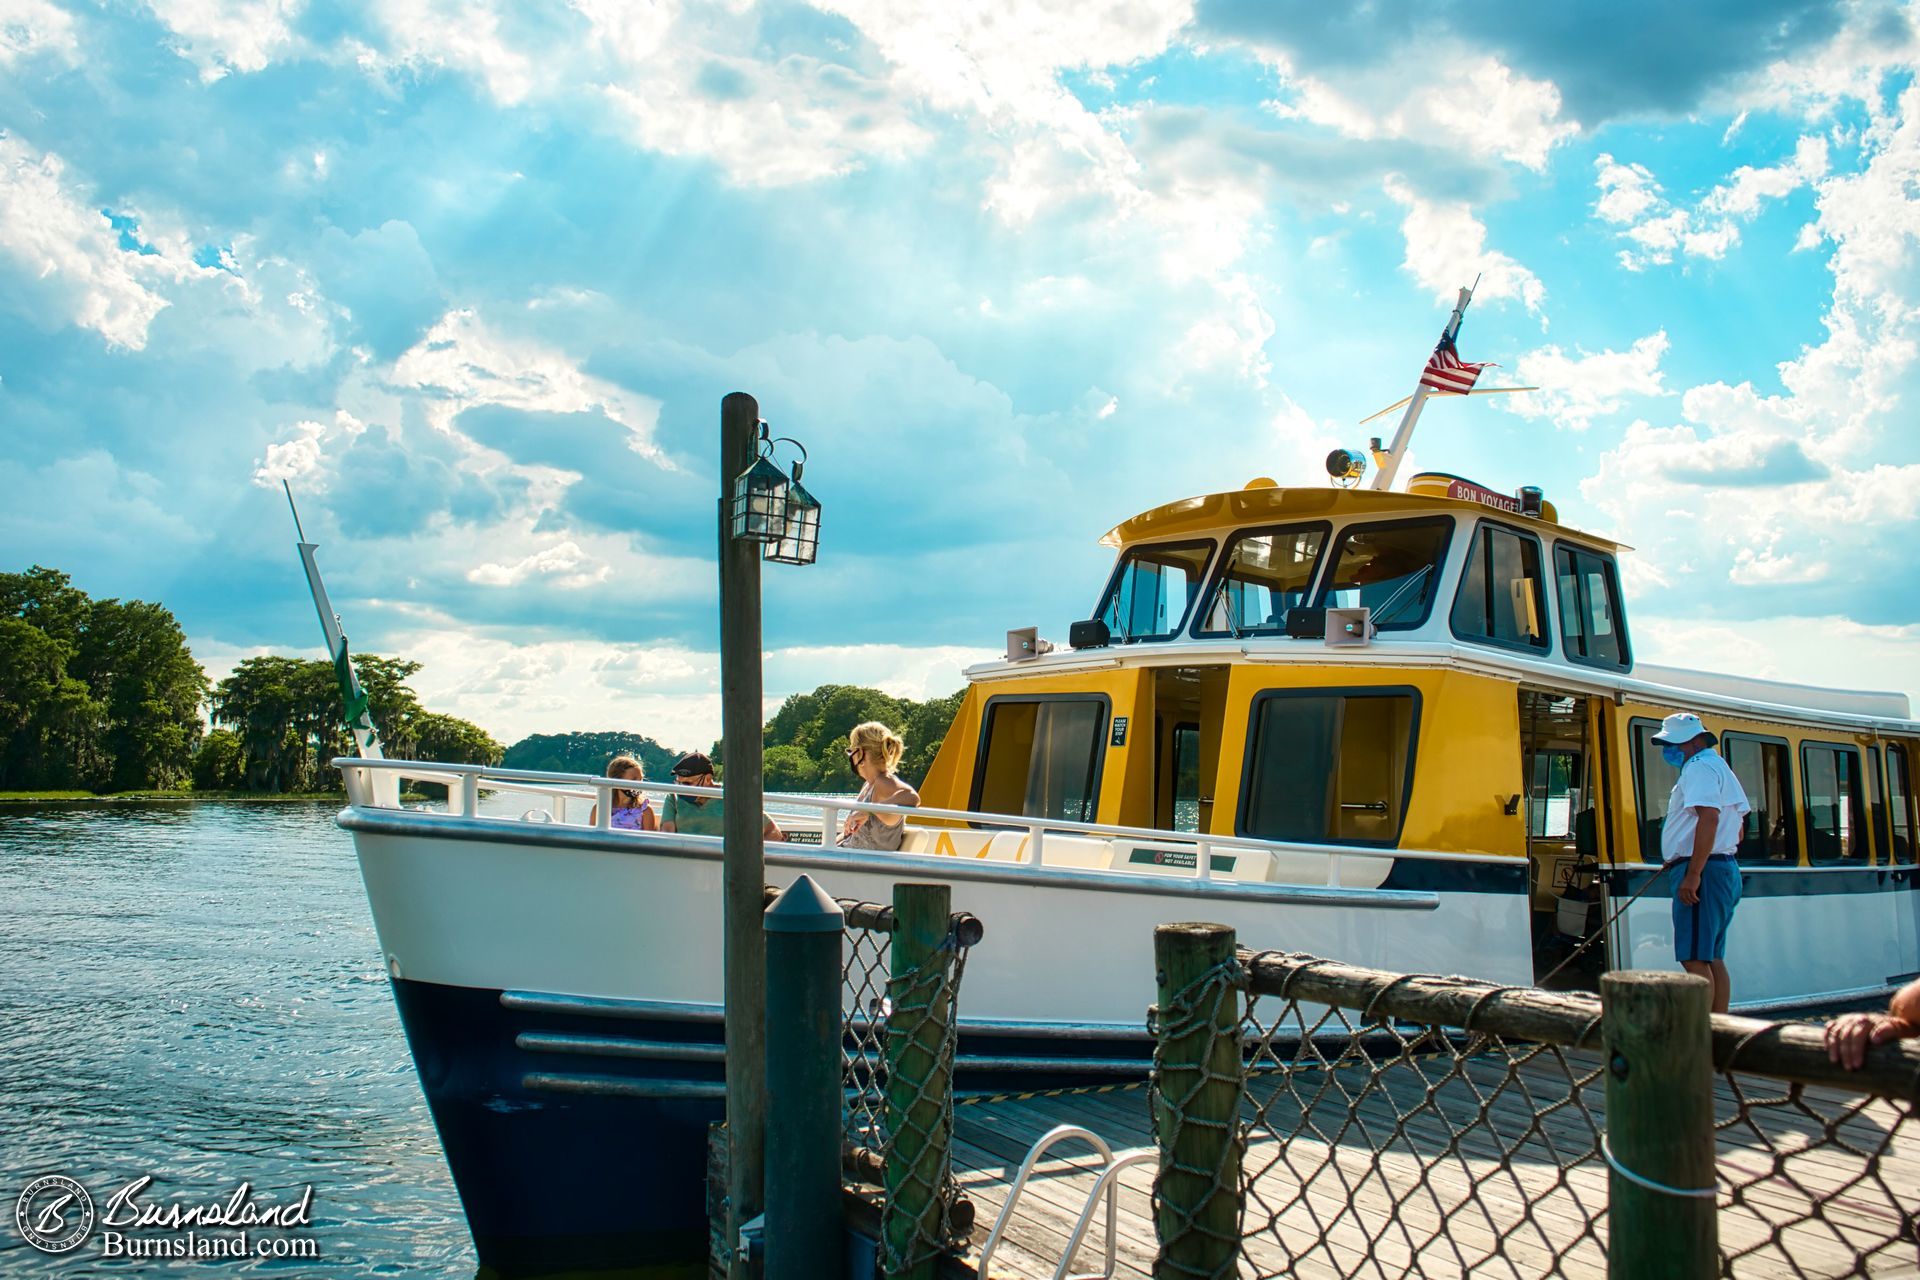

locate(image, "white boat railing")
[[333, 755, 1514, 888]]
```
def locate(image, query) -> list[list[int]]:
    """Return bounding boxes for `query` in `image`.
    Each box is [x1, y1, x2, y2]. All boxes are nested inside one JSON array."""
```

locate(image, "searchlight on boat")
[[1325, 448, 1368, 487]]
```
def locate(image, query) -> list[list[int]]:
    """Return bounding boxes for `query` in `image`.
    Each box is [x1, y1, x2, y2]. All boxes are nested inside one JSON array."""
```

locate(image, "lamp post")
[[718, 394, 819, 1278]]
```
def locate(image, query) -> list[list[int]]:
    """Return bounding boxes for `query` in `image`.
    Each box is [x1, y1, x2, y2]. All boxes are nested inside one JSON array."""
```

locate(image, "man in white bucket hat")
[[1651, 711, 1751, 1012]]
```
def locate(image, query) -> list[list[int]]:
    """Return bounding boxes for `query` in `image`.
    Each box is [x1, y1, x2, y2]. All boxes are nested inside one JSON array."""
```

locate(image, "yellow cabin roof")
[[1100, 481, 1629, 554]]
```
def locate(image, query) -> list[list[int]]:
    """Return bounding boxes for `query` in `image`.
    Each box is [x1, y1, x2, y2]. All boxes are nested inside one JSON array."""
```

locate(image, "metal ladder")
[[976, 1124, 1156, 1280]]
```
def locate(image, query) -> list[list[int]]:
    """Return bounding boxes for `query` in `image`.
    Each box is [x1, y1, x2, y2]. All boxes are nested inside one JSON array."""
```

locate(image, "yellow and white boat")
[[329, 287, 1920, 1273]]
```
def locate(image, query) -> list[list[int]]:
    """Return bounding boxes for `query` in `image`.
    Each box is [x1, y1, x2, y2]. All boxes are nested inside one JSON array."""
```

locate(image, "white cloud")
[[1634, 615, 1920, 714], [1704, 135, 1830, 218], [1504, 331, 1671, 431], [1269, 51, 1577, 171], [467, 540, 607, 589], [357, 0, 931, 186], [1735, 1, 1920, 125], [388, 309, 667, 462], [0, 0, 76, 64], [1594, 153, 1661, 224], [1384, 177, 1546, 316], [1578, 86, 1920, 613], [144, 0, 302, 80], [251, 410, 370, 485], [0, 134, 229, 349], [1597, 136, 1829, 270]]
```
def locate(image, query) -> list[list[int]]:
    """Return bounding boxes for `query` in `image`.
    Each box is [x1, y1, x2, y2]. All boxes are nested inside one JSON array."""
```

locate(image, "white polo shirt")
[[1660, 749, 1751, 865]]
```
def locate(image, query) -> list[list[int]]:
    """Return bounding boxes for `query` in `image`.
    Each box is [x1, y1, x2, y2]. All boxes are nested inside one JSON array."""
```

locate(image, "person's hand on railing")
[[1825, 978, 1920, 1070], [1824, 1013, 1917, 1070]]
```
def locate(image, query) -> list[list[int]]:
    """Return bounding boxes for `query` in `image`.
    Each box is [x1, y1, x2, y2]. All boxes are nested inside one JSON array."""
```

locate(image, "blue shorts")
[[1672, 857, 1742, 963]]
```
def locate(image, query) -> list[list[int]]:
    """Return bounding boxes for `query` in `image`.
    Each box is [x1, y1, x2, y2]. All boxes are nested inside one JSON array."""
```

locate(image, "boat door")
[[1519, 689, 1609, 988], [1152, 667, 1228, 833]]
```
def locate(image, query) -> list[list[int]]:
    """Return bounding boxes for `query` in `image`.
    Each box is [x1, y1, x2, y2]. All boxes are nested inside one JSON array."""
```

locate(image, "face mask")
[[1661, 745, 1687, 768]]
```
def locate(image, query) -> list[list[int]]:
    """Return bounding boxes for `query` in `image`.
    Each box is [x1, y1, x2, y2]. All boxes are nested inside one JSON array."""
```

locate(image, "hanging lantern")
[[763, 458, 820, 566], [730, 426, 791, 543]]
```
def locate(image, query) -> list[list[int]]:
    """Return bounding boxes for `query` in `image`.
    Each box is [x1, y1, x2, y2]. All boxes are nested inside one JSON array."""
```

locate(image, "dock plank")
[[952, 1047, 1920, 1279]]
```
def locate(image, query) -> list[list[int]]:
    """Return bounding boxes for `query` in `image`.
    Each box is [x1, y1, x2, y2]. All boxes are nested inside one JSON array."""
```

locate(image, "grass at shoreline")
[[0, 789, 350, 803]]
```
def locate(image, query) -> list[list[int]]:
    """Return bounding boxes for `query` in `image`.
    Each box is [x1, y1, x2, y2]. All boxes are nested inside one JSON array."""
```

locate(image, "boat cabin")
[[915, 474, 1920, 984]]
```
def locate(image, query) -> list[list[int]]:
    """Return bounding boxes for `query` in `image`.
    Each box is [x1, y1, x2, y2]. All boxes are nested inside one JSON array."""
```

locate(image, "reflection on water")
[[0, 802, 471, 1275]]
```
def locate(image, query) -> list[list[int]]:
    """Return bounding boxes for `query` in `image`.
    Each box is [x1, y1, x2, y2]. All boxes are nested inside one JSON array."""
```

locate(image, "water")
[[0, 802, 472, 1275]]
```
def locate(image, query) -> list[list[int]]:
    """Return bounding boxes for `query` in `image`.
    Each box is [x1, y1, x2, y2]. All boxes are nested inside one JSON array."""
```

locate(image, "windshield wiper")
[[1206, 577, 1244, 639], [1370, 564, 1434, 627]]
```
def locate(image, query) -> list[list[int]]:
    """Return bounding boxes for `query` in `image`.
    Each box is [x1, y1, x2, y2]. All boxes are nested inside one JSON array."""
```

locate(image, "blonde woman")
[[592, 755, 658, 831], [837, 722, 918, 850]]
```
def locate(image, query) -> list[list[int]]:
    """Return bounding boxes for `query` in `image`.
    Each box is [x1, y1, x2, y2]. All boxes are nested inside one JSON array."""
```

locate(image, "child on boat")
[[593, 754, 657, 831]]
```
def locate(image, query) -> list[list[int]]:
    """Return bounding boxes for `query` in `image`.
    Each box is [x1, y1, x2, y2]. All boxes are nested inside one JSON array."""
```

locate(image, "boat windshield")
[[1195, 523, 1328, 637], [1095, 540, 1213, 642], [1313, 518, 1453, 630]]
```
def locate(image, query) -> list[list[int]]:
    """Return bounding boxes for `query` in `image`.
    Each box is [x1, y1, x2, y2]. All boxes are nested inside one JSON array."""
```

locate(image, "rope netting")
[[841, 915, 893, 1152], [1233, 957, 1607, 1279], [1150, 947, 1920, 1280], [1713, 1060, 1920, 1277], [835, 899, 976, 1274]]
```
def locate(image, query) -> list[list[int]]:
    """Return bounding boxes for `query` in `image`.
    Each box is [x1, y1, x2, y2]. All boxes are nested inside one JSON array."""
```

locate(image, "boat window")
[[1171, 723, 1201, 833], [1238, 689, 1419, 846], [1868, 746, 1892, 865], [1890, 743, 1915, 862], [1193, 523, 1328, 637], [1528, 750, 1578, 839], [1451, 521, 1549, 651], [1553, 544, 1630, 669], [1094, 540, 1214, 642], [1801, 742, 1868, 864], [1311, 519, 1454, 631], [1723, 733, 1797, 865], [971, 696, 1108, 823], [1629, 717, 1680, 864]]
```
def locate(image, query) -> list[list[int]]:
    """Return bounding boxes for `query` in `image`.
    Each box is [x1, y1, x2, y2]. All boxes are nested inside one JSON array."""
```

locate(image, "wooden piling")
[[719, 390, 767, 1279], [1151, 922, 1241, 1280], [1602, 970, 1717, 1280], [884, 882, 955, 1280]]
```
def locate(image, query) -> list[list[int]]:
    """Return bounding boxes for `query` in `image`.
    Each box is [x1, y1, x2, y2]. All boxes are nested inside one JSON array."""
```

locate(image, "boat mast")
[[1369, 281, 1476, 492], [285, 482, 384, 761]]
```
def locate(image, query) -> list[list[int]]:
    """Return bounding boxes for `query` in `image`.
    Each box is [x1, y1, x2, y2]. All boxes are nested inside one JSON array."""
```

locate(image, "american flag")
[[1419, 336, 1491, 395]]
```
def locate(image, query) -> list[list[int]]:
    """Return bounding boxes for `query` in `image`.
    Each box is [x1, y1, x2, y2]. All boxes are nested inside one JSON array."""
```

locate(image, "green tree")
[[210, 655, 336, 792], [192, 728, 244, 791], [0, 618, 105, 789], [72, 598, 208, 791], [762, 744, 820, 792], [210, 653, 503, 792], [500, 731, 682, 781], [0, 568, 202, 791], [413, 712, 505, 766], [751, 683, 963, 790]]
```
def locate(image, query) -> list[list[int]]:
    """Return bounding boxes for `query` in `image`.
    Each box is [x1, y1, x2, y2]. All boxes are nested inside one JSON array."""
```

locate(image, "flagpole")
[[1369, 282, 1477, 492], [285, 482, 385, 765]]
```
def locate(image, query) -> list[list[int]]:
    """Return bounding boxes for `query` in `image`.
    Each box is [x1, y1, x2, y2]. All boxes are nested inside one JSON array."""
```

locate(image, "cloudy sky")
[[3, 0, 1917, 751]]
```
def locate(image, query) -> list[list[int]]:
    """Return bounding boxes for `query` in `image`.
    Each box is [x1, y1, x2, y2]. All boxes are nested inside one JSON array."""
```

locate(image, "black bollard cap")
[[763, 874, 844, 933]]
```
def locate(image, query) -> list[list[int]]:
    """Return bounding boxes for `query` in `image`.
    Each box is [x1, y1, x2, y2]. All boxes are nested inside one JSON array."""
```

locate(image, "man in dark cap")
[[659, 752, 784, 842]]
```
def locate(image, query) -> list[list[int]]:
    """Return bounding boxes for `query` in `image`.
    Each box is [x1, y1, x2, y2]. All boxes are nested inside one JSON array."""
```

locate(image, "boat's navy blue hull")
[[386, 975, 1159, 1275], [390, 977, 723, 1276]]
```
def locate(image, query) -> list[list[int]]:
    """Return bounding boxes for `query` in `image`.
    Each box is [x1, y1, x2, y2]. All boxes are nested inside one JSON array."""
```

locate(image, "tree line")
[[0, 566, 502, 794], [492, 686, 963, 794], [754, 684, 963, 791], [197, 654, 503, 792], [2, 566, 963, 797], [1, 567, 208, 791]]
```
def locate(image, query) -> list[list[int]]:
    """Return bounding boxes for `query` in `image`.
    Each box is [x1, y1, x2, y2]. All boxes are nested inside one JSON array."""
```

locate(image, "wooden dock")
[[949, 1049, 1920, 1279]]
